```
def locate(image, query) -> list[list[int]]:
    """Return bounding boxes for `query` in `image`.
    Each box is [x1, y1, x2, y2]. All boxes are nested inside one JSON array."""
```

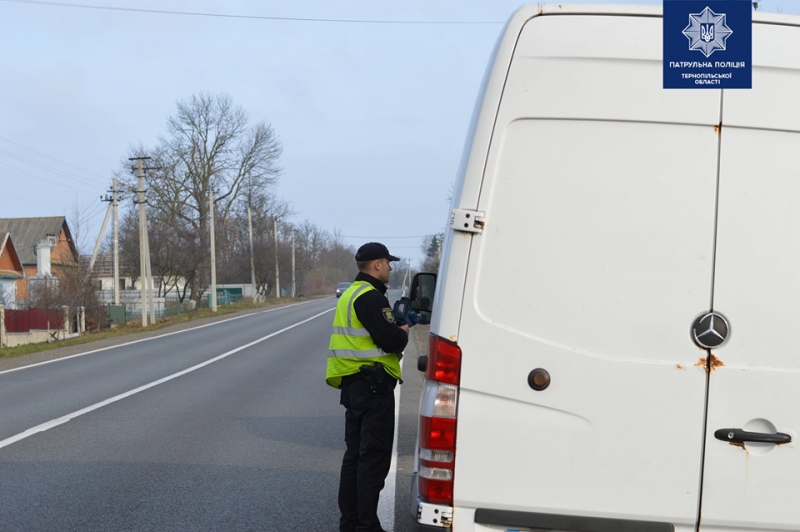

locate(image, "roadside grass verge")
[[0, 297, 304, 360]]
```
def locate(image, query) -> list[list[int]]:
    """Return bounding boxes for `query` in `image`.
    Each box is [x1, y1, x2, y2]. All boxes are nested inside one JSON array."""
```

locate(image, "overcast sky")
[[1, 0, 798, 267]]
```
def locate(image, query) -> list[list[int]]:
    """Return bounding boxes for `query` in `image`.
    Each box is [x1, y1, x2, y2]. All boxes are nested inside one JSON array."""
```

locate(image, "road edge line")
[[0, 299, 325, 376], [0, 308, 335, 450]]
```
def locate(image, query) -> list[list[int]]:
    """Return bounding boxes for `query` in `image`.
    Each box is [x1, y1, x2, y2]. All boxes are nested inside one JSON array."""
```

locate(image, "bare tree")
[[66, 199, 95, 256], [389, 257, 413, 290], [420, 233, 444, 273], [291, 220, 331, 295], [114, 208, 141, 289], [212, 214, 248, 285], [233, 193, 293, 297], [61, 259, 108, 332], [124, 92, 283, 301], [313, 230, 358, 293], [147, 211, 199, 300], [231, 219, 359, 297], [63, 201, 107, 331]]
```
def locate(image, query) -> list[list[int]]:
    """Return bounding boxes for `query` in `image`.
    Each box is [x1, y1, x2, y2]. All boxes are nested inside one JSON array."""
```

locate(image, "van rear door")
[[698, 20, 800, 532], [452, 9, 719, 531]]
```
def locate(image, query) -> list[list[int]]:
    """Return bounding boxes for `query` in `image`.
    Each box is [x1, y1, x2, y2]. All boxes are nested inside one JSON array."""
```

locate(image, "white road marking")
[[0, 308, 335, 450], [0, 299, 322, 376], [378, 352, 404, 532]]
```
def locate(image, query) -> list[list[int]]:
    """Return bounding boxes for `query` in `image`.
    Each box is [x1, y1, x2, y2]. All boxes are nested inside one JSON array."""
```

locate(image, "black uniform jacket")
[[352, 272, 408, 355]]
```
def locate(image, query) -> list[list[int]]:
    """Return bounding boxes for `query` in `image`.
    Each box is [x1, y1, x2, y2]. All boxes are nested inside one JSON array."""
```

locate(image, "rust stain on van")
[[695, 354, 725, 373], [676, 364, 685, 370], [539, 4, 564, 15], [714, 123, 722, 135], [730, 441, 747, 450]]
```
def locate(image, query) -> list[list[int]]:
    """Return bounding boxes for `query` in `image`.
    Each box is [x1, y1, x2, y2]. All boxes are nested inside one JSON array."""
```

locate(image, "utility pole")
[[129, 156, 156, 327], [273, 217, 280, 298], [132, 157, 149, 327], [247, 204, 258, 302], [112, 177, 120, 306], [88, 178, 122, 306], [291, 229, 296, 298], [210, 190, 217, 312], [144, 220, 156, 324], [89, 192, 113, 272]]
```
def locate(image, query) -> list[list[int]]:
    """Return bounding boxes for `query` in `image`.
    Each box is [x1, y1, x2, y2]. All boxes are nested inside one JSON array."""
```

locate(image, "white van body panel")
[[702, 128, 800, 531], [457, 10, 718, 527], [424, 4, 800, 532], [698, 22, 800, 530]]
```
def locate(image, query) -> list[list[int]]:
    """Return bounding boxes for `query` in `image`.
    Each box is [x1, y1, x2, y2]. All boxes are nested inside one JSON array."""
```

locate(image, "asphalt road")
[[0, 295, 426, 531]]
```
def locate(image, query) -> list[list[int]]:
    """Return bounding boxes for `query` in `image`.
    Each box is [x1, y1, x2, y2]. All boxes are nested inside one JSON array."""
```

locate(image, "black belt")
[[340, 364, 399, 387]]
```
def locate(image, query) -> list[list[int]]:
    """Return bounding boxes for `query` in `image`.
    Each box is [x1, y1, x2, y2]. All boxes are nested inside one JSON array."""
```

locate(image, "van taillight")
[[418, 334, 461, 505], [427, 335, 461, 385]]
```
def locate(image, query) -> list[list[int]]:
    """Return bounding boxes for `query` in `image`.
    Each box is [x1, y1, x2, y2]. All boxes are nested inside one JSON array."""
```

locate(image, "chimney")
[[35, 235, 57, 277]]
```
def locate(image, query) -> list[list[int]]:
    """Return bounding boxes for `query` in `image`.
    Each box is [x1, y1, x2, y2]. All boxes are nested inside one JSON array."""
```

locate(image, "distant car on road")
[[335, 282, 352, 298]]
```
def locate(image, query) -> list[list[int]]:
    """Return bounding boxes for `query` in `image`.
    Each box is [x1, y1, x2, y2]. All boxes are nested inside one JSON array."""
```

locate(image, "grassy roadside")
[[0, 297, 307, 361]]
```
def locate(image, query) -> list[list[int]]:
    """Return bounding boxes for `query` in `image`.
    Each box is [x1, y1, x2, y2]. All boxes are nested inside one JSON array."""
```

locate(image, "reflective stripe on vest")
[[328, 282, 386, 359], [330, 347, 385, 358], [326, 280, 401, 388], [331, 326, 371, 338]]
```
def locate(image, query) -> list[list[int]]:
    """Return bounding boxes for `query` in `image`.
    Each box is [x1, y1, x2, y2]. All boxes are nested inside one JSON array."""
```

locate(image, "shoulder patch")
[[382, 308, 395, 323]]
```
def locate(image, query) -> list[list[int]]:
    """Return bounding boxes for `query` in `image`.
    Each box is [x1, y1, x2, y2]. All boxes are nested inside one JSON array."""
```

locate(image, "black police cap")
[[355, 242, 400, 262]]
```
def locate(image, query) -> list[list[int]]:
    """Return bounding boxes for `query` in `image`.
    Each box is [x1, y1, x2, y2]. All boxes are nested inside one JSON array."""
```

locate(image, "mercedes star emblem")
[[692, 312, 729, 349]]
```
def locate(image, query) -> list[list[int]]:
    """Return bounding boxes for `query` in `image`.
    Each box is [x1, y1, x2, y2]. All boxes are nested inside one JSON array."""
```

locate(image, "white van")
[[410, 3, 800, 532]]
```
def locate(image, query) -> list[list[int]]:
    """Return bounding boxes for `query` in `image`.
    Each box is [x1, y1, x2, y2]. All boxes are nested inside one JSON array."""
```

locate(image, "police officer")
[[327, 242, 409, 532]]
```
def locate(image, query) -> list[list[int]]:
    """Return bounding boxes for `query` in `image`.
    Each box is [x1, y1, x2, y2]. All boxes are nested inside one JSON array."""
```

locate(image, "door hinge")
[[450, 208, 485, 234]]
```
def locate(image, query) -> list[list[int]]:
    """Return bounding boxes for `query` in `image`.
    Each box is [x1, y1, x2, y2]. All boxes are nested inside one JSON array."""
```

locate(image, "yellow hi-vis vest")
[[327, 281, 402, 388]]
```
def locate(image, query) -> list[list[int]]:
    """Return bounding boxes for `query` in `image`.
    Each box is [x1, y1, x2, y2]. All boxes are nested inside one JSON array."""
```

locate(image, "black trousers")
[[338, 373, 397, 532]]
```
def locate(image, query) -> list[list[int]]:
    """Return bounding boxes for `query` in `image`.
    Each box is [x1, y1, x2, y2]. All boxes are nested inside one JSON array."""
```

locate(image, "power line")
[[84, 199, 107, 219], [0, 134, 108, 181], [0, 0, 503, 24], [0, 159, 97, 195], [0, 147, 105, 189]]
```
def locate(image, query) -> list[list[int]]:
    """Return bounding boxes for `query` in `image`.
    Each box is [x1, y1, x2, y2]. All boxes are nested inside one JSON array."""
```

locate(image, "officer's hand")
[[399, 324, 410, 334]]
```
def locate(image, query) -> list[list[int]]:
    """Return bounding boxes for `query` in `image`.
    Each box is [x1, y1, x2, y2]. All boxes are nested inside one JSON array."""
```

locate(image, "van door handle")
[[714, 428, 792, 444]]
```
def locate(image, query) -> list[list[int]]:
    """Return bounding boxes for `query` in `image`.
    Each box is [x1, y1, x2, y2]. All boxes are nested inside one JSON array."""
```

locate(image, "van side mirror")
[[410, 272, 436, 324]]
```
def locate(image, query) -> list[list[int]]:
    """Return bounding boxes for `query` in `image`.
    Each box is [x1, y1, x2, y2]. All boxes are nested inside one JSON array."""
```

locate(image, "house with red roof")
[[0, 217, 79, 304], [0, 232, 25, 307]]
